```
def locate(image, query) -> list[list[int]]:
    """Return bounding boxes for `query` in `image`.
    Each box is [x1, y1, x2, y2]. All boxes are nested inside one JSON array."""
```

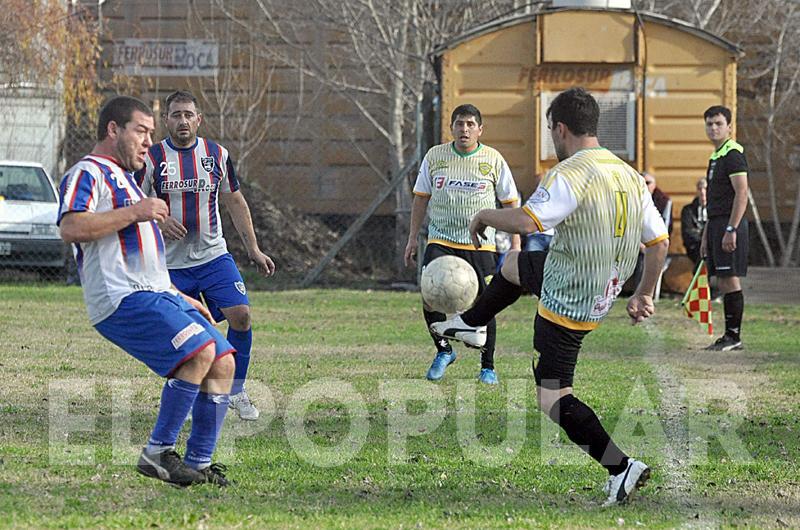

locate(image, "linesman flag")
[[681, 259, 713, 335]]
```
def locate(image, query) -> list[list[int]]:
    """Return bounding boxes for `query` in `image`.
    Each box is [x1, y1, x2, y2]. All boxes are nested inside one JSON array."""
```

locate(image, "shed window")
[[540, 91, 636, 161]]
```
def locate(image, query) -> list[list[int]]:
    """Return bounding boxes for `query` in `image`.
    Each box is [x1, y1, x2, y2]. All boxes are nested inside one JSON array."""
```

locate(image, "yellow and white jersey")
[[522, 147, 668, 330], [413, 142, 519, 251]]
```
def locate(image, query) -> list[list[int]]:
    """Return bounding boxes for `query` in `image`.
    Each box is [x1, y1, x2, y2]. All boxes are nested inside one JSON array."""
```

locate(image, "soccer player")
[[58, 95, 234, 486], [404, 104, 520, 384], [431, 88, 669, 506], [700, 105, 749, 351], [137, 90, 275, 420]]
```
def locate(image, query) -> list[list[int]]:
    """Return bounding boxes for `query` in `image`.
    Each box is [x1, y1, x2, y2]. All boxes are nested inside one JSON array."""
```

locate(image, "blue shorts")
[[95, 291, 235, 377], [169, 253, 249, 322]]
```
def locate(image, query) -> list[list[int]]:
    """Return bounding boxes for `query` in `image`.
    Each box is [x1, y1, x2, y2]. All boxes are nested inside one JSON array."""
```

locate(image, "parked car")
[[0, 161, 67, 279]]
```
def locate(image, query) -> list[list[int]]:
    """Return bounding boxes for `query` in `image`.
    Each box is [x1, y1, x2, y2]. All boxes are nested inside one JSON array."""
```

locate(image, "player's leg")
[[421, 244, 457, 381], [705, 219, 746, 350], [430, 250, 546, 347], [471, 250, 499, 384], [532, 314, 649, 506], [94, 292, 222, 486], [198, 254, 259, 419], [184, 349, 235, 486]]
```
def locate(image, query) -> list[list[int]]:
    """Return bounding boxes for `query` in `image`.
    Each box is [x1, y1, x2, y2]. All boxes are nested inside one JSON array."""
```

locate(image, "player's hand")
[[626, 294, 655, 325], [250, 250, 276, 277], [132, 197, 169, 223], [158, 216, 188, 240], [469, 214, 487, 249], [722, 231, 736, 253], [404, 239, 417, 267], [179, 291, 215, 324]]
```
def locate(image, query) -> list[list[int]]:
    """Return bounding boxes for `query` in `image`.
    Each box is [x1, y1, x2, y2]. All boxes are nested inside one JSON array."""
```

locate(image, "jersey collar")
[[166, 137, 199, 151], [451, 142, 483, 158]]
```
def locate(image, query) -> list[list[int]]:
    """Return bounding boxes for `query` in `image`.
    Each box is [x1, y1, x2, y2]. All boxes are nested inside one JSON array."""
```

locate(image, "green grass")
[[0, 286, 798, 528]]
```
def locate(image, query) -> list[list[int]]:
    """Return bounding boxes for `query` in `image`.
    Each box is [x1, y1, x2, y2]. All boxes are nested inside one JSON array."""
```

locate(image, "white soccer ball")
[[420, 255, 479, 314]]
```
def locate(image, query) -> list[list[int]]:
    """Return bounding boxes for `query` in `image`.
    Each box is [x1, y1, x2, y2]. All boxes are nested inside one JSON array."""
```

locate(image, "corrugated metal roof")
[[431, 7, 742, 59]]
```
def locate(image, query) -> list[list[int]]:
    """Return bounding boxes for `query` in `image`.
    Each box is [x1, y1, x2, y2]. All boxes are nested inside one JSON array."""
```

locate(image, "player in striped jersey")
[[59, 96, 235, 486], [137, 90, 275, 421], [405, 104, 520, 384], [432, 88, 669, 505]]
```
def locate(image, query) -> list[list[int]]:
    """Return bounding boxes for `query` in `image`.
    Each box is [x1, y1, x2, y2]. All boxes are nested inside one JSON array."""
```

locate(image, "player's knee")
[[213, 353, 235, 379], [500, 249, 520, 280], [537, 386, 572, 418], [225, 305, 251, 330], [187, 344, 216, 370]]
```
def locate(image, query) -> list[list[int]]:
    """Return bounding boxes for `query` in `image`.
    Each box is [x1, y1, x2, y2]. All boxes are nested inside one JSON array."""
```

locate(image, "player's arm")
[[405, 193, 430, 267], [500, 200, 522, 251], [60, 198, 168, 243], [627, 192, 669, 324], [495, 159, 522, 250], [469, 207, 538, 249], [723, 172, 748, 253], [472, 170, 577, 249], [220, 190, 275, 276], [405, 157, 432, 267]]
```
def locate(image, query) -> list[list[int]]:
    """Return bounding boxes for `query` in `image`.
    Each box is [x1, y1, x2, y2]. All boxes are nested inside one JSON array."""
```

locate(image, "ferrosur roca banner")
[[113, 39, 219, 77]]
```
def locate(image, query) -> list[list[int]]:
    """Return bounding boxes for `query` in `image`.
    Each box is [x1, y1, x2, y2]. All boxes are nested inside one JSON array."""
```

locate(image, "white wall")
[[0, 87, 65, 178]]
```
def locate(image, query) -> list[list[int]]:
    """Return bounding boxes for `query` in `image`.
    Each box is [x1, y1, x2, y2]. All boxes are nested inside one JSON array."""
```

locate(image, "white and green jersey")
[[414, 142, 519, 251], [522, 147, 668, 330]]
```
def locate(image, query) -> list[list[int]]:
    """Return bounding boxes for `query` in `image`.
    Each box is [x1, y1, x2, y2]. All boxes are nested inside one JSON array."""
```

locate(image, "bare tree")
[[212, 0, 531, 276], [643, 0, 800, 266], [0, 1, 101, 122]]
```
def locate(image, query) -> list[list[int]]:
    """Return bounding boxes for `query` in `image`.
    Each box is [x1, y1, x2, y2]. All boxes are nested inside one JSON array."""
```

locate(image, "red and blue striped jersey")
[[136, 137, 239, 269], [58, 155, 171, 324]]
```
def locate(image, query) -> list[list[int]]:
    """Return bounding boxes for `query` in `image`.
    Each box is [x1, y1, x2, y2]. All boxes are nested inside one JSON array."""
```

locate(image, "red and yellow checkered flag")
[[681, 260, 713, 335]]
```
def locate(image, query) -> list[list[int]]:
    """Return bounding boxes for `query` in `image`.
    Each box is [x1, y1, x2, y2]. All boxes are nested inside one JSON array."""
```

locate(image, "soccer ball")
[[420, 255, 479, 314]]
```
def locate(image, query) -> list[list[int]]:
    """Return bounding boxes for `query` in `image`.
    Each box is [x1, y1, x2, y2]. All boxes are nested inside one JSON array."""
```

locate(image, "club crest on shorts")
[[201, 157, 215, 173], [235, 281, 246, 295]]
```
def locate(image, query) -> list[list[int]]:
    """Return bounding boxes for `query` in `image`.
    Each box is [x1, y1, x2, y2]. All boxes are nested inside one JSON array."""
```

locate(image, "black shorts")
[[533, 314, 590, 390], [517, 250, 547, 297], [422, 243, 497, 296], [706, 217, 748, 278]]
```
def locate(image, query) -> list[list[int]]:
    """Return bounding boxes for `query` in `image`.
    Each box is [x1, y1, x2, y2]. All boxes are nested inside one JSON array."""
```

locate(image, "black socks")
[[723, 290, 743, 340], [549, 394, 629, 476]]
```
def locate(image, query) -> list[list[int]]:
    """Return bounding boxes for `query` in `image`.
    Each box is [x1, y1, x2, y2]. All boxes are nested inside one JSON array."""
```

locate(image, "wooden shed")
[[432, 6, 742, 255]]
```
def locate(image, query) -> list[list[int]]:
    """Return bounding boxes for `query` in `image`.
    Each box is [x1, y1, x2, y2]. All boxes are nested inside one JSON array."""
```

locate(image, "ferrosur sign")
[[113, 39, 218, 77]]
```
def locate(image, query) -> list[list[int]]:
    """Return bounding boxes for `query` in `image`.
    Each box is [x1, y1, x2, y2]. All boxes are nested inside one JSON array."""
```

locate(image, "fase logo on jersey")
[[444, 179, 487, 193]]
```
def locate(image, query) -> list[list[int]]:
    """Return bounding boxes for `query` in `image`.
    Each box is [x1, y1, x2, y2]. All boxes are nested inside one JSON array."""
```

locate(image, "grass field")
[[1, 285, 798, 529]]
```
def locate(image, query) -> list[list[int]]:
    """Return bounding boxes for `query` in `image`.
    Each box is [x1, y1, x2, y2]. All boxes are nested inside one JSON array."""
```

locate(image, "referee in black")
[[700, 105, 749, 351]]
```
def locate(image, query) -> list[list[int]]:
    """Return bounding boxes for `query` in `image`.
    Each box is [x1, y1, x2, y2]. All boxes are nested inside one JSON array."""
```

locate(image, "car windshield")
[[0, 166, 56, 203]]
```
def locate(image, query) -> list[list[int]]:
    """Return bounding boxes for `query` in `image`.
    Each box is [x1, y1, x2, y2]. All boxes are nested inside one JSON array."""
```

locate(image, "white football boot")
[[602, 458, 650, 506], [229, 389, 260, 421], [429, 314, 487, 349]]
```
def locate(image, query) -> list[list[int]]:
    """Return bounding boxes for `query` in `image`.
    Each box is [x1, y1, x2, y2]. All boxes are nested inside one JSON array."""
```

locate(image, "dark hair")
[[546, 87, 599, 136], [451, 104, 482, 126], [97, 96, 153, 141], [703, 105, 732, 124], [165, 90, 199, 114]]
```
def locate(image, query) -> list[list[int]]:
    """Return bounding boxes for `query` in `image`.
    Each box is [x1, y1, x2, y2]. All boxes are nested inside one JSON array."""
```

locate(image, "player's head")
[[165, 90, 202, 147], [703, 105, 732, 146], [696, 177, 707, 205], [96, 96, 155, 172], [546, 87, 599, 161], [450, 104, 483, 153], [643, 172, 656, 195]]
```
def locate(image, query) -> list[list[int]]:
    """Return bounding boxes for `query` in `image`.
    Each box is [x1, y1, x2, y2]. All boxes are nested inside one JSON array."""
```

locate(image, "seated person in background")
[[681, 178, 708, 268]]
